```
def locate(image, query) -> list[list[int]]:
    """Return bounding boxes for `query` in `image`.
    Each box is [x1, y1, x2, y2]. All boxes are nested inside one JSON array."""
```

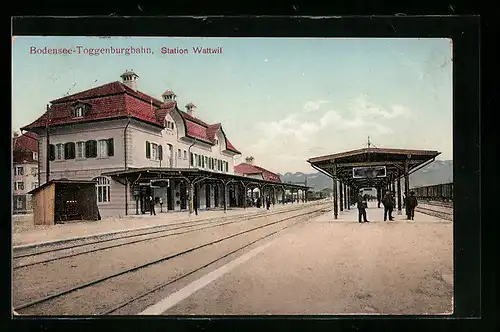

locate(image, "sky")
[[12, 36, 452, 173]]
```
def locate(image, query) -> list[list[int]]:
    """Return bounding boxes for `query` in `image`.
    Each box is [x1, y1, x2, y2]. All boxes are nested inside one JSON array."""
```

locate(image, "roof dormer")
[[71, 100, 91, 118]]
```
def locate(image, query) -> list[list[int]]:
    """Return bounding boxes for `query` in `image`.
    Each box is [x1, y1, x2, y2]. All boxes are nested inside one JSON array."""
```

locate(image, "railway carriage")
[[412, 182, 453, 202]]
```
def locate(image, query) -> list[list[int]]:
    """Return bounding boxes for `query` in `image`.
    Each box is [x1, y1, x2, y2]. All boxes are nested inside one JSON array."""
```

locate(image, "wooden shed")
[[28, 179, 100, 225]]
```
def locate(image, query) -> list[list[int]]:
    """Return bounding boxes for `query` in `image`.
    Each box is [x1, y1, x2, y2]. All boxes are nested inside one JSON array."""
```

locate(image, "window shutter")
[[92, 140, 98, 157], [107, 138, 114, 156], [85, 141, 92, 158], [64, 143, 70, 159], [146, 141, 151, 159], [86, 140, 97, 158], [49, 144, 55, 161], [65, 142, 75, 159], [158, 144, 163, 160]]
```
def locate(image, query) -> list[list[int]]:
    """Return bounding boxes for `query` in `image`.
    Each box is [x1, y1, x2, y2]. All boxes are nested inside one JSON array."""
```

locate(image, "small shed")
[[28, 179, 100, 225]]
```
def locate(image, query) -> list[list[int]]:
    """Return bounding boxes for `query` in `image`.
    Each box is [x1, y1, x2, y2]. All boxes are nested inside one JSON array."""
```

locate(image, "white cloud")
[[304, 100, 331, 112], [245, 95, 414, 172], [351, 95, 411, 119]]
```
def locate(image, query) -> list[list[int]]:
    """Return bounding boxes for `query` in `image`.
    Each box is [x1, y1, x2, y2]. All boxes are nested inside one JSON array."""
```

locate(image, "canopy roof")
[[307, 147, 440, 188], [101, 167, 309, 191]]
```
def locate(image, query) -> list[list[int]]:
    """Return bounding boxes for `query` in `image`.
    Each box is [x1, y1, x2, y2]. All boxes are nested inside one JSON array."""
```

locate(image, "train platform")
[[12, 201, 313, 248], [145, 200, 453, 315]]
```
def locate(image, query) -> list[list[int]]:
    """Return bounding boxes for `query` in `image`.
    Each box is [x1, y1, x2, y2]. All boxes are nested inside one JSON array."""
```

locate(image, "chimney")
[[120, 69, 139, 91], [245, 156, 255, 165], [185, 102, 196, 116], [162, 89, 177, 103]]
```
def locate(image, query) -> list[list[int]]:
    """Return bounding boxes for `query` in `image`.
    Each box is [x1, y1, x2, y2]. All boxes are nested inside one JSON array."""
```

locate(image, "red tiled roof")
[[13, 132, 38, 163], [226, 139, 239, 153], [234, 163, 281, 183], [178, 111, 241, 154], [13, 132, 38, 152], [21, 80, 241, 154]]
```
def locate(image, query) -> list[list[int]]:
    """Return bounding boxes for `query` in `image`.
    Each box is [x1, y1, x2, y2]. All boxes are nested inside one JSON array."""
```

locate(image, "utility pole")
[[367, 136, 371, 148], [45, 104, 51, 184]]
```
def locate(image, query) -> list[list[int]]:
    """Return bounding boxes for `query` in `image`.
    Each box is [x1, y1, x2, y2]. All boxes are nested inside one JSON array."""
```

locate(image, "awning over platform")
[[307, 147, 440, 188], [101, 167, 310, 191]]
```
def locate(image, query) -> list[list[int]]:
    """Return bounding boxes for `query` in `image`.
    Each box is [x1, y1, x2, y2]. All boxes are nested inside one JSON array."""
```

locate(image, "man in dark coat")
[[149, 195, 156, 216], [357, 193, 369, 223], [266, 196, 271, 210], [382, 191, 394, 221], [406, 191, 418, 220]]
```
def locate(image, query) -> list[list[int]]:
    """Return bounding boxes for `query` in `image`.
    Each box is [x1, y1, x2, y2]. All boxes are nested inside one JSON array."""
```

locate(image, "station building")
[[12, 132, 39, 214], [21, 70, 308, 218]]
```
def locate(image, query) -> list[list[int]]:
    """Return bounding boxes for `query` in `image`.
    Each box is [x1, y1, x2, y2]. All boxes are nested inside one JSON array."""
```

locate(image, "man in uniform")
[[149, 195, 156, 216], [382, 191, 394, 221], [406, 190, 418, 220], [357, 193, 369, 223]]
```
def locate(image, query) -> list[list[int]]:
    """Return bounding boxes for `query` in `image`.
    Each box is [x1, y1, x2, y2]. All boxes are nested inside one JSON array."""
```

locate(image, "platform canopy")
[[307, 147, 441, 189]]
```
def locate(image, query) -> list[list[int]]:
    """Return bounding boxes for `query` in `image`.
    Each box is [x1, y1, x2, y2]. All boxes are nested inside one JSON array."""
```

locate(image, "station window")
[[93, 176, 111, 203]]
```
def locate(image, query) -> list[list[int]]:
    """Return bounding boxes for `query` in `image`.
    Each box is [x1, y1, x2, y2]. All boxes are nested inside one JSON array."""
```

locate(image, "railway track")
[[13, 202, 325, 269], [415, 206, 453, 221], [419, 200, 453, 208], [13, 203, 330, 315]]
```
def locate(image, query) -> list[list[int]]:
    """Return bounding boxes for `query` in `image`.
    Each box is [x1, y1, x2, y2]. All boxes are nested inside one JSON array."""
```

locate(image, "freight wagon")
[[411, 182, 453, 202]]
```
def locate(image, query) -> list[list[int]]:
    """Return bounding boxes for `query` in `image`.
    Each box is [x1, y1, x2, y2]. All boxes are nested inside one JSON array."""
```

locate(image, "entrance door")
[[180, 182, 187, 210], [214, 184, 219, 207], [139, 185, 152, 214], [167, 184, 174, 211], [194, 183, 198, 210], [205, 184, 211, 208], [229, 185, 235, 207]]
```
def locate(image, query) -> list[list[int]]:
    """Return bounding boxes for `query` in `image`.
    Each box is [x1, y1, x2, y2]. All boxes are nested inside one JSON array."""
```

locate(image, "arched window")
[[93, 176, 111, 203]]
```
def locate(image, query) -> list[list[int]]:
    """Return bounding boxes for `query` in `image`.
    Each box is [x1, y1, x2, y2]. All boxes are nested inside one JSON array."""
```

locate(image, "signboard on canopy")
[[352, 166, 387, 179]]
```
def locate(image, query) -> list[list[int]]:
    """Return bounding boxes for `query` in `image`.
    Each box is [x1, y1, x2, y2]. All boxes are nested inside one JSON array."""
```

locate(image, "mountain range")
[[278, 160, 453, 191]]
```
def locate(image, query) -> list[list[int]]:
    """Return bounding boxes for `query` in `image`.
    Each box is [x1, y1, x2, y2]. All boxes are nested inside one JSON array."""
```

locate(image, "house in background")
[[12, 132, 39, 214], [235, 156, 306, 203], [21, 70, 241, 217]]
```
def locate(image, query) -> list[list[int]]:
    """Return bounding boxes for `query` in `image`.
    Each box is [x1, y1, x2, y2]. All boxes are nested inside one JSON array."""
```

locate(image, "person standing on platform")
[[406, 191, 418, 220], [149, 195, 156, 216], [357, 193, 369, 223], [266, 195, 271, 210], [377, 191, 382, 208], [382, 191, 394, 221]]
